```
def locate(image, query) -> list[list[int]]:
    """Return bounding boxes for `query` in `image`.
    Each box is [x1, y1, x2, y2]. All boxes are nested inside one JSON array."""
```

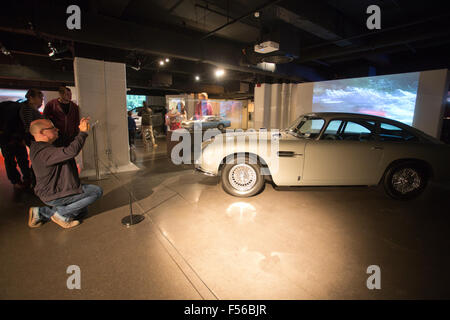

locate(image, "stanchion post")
[[121, 192, 145, 227], [92, 122, 101, 180]]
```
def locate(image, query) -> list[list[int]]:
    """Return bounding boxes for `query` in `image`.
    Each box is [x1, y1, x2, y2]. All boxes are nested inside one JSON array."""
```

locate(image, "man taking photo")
[[27, 117, 103, 229]]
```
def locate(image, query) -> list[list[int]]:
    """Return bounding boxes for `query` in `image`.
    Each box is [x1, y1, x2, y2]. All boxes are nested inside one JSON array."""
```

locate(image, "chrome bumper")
[[194, 165, 217, 177]]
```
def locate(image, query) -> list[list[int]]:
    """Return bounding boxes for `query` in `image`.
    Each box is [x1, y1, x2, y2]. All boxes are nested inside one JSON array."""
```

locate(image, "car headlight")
[[202, 137, 215, 150]]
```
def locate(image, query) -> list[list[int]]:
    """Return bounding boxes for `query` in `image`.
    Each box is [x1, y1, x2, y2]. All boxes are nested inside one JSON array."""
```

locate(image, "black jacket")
[[30, 132, 88, 202], [0, 101, 25, 146]]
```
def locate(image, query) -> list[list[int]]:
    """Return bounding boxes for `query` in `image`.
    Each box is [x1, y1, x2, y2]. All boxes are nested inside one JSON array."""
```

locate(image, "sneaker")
[[28, 207, 42, 228], [51, 214, 80, 229]]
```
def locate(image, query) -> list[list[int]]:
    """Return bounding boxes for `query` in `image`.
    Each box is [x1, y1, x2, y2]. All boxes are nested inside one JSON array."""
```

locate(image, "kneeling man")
[[28, 117, 103, 229]]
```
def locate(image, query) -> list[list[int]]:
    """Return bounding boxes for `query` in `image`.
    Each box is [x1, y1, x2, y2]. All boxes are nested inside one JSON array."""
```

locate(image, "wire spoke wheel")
[[392, 168, 421, 194], [228, 163, 257, 192]]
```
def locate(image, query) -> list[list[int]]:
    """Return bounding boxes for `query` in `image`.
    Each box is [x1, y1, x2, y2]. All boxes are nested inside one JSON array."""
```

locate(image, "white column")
[[74, 57, 138, 177], [254, 84, 272, 129], [270, 84, 281, 129], [413, 69, 449, 138]]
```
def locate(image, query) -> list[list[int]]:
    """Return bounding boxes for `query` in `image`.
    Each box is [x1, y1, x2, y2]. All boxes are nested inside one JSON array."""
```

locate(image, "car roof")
[[302, 112, 442, 144]]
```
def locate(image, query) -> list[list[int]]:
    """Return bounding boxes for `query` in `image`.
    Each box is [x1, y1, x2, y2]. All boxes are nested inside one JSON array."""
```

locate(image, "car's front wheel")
[[221, 156, 265, 197], [217, 124, 224, 130], [383, 161, 428, 200]]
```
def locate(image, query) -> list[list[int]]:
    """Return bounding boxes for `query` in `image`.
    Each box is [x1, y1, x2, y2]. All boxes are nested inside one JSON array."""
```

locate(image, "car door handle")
[[371, 146, 384, 150], [278, 151, 303, 157]]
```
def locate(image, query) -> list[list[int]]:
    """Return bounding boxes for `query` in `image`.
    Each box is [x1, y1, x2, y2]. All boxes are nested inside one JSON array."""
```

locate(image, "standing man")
[[27, 117, 103, 229], [0, 100, 31, 188], [194, 92, 212, 120], [141, 101, 157, 149], [44, 86, 80, 147], [19, 88, 45, 146]]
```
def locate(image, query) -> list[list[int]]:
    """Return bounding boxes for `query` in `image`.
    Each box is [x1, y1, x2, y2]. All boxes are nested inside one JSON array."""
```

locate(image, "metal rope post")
[[121, 191, 145, 227], [89, 120, 108, 181]]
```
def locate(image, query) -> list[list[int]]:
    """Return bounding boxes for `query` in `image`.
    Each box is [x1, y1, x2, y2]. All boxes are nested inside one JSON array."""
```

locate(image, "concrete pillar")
[[270, 84, 281, 129], [293, 82, 314, 119], [73, 57, 138, 177], [254, 84, 272, 129], [413, 69, 449, 138]]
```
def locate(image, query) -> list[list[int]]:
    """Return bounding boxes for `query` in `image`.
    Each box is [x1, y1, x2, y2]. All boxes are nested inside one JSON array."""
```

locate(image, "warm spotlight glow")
[[226, 202, 256, 224], [165, 58, 170, 63], [215, 68, 225, 77], [159, 60, 165, 65], [195, 75, 200, 81]]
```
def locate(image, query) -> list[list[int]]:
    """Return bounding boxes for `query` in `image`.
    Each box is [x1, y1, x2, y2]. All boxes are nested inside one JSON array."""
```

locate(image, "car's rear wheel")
[[221, 156, 265, 197], [217, 124, 224, 131], [383, 161, 428, 200]]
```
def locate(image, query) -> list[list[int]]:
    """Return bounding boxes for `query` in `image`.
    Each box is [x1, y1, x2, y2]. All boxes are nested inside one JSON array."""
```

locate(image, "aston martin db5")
[[195, 112, 450, 199]]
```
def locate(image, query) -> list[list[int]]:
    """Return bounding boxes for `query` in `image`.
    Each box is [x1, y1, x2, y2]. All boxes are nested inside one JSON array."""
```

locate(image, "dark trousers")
[[128, 129, 136, 146], [0, 142, 31, 184]]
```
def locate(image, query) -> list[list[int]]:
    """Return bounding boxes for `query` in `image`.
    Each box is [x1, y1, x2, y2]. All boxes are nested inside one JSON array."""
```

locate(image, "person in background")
[[177, 101, 187, 121], [141, 102, 157, 149], [19, 89, 44, 146], [44, 86, 80, 147], [194, 92, 212, 119], [127, 110, 137, 146], [166, 107, 182, 131], [0, 99, 31, 189], [27, 117, 102, 229]]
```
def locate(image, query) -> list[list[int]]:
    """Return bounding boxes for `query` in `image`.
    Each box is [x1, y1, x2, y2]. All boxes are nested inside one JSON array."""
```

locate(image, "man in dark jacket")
[[44, 86, 80, 147], [27, 118, 103, 229], [0, 101, 31, 188], [127, 110, 137, 146]]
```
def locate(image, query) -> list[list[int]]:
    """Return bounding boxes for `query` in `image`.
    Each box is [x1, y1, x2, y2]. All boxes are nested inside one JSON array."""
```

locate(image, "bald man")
[[27, 118, 103, 229]]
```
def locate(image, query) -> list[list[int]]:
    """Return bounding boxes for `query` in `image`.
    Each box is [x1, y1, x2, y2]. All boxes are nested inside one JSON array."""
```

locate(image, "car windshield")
[[285, 116, 325, 139]]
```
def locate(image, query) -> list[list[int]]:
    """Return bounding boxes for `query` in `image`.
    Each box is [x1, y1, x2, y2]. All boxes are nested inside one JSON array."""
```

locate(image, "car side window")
[[322, 120, 343, 140], [298, 119, 325, 138], [378, 122, 419, 142], [342, 121, 375, 141], [322, 120, 375, 141]]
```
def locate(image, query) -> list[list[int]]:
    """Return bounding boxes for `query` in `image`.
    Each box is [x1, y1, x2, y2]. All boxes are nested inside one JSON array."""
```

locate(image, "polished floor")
[[1, 138, 450, 299]]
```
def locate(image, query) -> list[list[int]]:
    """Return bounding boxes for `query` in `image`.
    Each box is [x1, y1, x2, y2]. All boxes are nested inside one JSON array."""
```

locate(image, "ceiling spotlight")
[[195, 75, 200, 81], [165, 58, 170, 63], [159, 60, 165, 66], [215, 69, 225, 77], [47, 42, 56, 57], [1, 44, 11, 56]]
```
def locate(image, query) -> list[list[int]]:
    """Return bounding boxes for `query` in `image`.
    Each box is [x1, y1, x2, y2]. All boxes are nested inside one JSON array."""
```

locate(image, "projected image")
[[312, 72, 420, 125]]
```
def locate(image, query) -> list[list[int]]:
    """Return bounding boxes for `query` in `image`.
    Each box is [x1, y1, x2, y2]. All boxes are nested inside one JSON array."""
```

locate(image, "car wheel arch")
[[379, 158, 433, 185], [218, 152, 271, 176]]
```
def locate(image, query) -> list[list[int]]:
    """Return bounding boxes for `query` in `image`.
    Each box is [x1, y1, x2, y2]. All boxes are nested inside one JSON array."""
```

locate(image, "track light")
[[165, 58, 170, 63], [159, 60, 165, 66], [215, 68, 225, 77], [195, 75, 200, 81]]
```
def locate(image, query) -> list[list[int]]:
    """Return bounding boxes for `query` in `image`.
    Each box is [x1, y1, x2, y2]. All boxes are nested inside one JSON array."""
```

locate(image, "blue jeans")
[[38, 184, 103, 222]]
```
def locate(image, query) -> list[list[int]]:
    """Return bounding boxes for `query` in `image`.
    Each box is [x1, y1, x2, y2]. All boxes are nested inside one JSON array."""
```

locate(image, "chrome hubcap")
[[229, 164, 257, 192], [392, 168, 421, 194]]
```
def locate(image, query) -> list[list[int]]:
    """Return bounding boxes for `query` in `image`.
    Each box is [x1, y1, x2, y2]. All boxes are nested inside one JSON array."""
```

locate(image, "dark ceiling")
[[0, 0, 449, 98]]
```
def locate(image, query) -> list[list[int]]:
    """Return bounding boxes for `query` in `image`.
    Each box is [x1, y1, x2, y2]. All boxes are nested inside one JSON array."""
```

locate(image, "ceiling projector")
[[254, 41, 279, 54]]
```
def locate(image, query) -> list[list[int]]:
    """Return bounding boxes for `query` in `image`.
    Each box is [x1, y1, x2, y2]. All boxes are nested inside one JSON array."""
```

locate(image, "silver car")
[[195, 112, 450, 199]]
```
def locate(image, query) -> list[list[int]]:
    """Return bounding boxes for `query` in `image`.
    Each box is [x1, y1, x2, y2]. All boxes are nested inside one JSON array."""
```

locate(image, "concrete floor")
[[1, 137, 450, 299]]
